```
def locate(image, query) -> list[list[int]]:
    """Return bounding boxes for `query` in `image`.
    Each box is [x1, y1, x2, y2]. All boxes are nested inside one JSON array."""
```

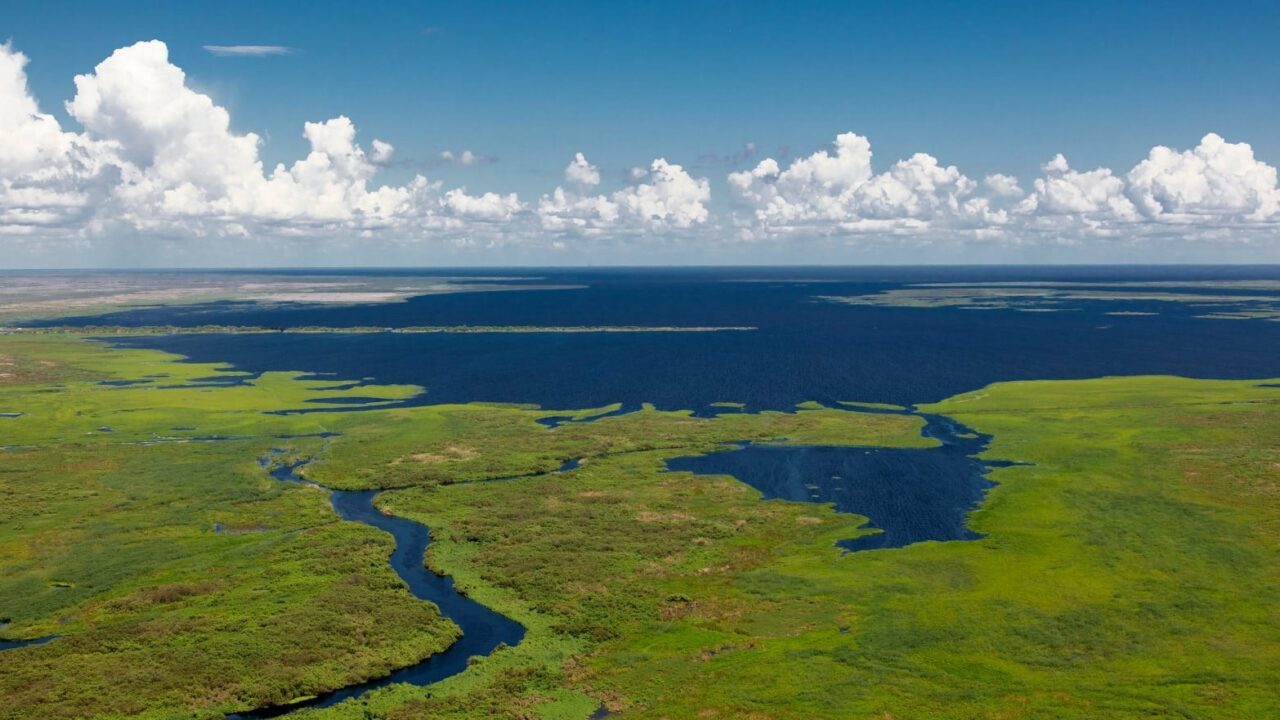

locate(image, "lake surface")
[[54, 266, 1280, 413], [667, 412, 1018, 551]]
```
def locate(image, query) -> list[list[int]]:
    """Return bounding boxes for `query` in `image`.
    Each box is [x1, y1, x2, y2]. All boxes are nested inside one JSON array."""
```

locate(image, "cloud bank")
[[1, 39, 1278, 263], [726, 132, 1280, 246]]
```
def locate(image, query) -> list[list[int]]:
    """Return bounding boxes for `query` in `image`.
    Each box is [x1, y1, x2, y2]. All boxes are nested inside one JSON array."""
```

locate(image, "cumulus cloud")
[[564, 152, 600, 186], [441, 188, 522, 220], [369, 139, 395, 165], [203, 45, 293, 57], [538, 155, 710, 233], [1018, 154, 1136, 218], [728, 131, 1280, 244], [1126, 133, 1279, 223], [0, 43, 77, 176], [2, 37, 1278, 258], [0, 39, 536, 244], [1, 39, 716, 251], [615, 159, 711, 228], [983, 173, 1024, 198], [0, 42, 113, 236], [63, 42, 420, 229], [727, 132, 990, 234]]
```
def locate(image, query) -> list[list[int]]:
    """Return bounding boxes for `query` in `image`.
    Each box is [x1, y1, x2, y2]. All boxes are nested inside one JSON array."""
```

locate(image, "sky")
[[2, 0, 1280, 267]]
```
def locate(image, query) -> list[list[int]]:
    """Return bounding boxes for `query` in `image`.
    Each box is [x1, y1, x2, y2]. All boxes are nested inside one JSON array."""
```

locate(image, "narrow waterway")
[[227, 458, 525, 718], [0, 634, 56, 651]]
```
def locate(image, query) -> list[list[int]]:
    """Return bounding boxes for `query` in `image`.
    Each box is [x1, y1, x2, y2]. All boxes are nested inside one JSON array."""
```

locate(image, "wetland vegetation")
[[1, 332, 1277, 719]]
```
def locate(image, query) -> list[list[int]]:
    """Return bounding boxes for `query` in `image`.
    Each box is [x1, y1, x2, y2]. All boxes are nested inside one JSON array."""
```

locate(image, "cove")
[[666, 412, 1018, 552], [228, 458, 525, 718]]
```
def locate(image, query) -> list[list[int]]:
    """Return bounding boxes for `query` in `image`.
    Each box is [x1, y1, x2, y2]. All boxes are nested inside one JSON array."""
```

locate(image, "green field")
[[1, 335, 1276, 719]]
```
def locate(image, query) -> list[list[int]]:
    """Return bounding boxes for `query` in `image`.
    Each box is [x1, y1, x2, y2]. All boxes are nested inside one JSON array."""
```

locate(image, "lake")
[[45, 266, 1280, 413]]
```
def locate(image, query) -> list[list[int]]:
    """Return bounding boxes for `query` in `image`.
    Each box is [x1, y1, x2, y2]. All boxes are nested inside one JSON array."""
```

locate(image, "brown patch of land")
[[0, 272, 584, 324]]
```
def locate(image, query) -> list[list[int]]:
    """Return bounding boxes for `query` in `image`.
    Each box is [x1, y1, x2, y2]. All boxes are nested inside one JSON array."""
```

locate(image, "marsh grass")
[[0, 335, 922, 719], [2, 335, 1276, 719]]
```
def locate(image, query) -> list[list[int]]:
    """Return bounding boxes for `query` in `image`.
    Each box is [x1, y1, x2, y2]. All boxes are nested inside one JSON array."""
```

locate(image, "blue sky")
[[2, 1, 1279, 265]]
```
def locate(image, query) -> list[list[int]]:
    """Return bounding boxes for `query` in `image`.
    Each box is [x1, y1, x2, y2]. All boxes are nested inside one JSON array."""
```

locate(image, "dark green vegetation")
[[0, 336, 921, 719], [344, 377, 1280, 720], [0, 337, 455, 718], [2, 335, 1277, 719]]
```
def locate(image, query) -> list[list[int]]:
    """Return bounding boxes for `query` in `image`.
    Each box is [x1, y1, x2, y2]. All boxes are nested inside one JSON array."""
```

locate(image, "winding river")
[[227, 459, 525, 719], [2, 405, 1010, 716], [238, 406, 1007, 714]]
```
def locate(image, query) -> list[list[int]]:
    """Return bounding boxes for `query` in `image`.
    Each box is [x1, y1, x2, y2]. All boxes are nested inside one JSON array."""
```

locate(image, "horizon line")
[[3, 262, 1280, 273]]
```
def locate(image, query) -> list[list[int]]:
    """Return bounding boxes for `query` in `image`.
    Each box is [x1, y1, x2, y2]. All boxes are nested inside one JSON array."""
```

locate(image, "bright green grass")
[[0, 337, 453, 718], [0, 335, 924, 719], [307, 377, 1280, 720], [2, 335, 1276, 719]]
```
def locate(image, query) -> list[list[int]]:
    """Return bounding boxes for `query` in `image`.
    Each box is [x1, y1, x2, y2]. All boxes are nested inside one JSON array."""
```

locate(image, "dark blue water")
[[51, 267, 1280, 413], [667, 412, 1019, 551], [0, 634, 56, 651], [228, 460, 524, 718]]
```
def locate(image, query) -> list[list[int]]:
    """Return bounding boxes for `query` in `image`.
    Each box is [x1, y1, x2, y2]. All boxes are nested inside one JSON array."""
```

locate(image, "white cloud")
[[727, 132, 983, 234], [615, 159, 711, 228], [1, 38, 1278, 260], [0, 42, 112, 236], [16, 40, 528, 242], [537, 187, 619, 231], [564, 152, 600, 186], [983, 173, 1024, 198], [538, 155, 710, 233], [1126, 133, 1279, 223], [439, 149, 493, 167], [1, 39, 713, 252], [369, 139, 395, 164], [1017, 154, 1137, 219], [441, 188, 522, 220], [0, 42, 77, 176], [729, 132, 1280, 245], [203, 45, 293, 57]]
